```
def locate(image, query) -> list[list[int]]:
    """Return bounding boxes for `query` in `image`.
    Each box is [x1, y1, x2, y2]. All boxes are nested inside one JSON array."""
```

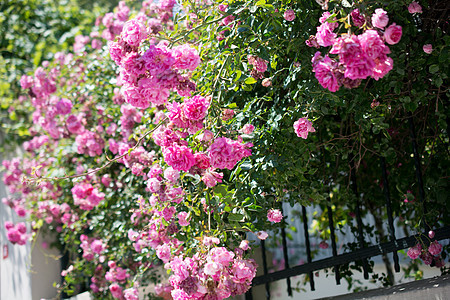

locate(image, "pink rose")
[[201, 169, 223, 187], [284, 9, 295, 22], [122, 19, 146, 47], [293, 118, 316, 139], [194, 152, 210, 169], [316, 23, 337, 47], [242, 124, 255, 134], [222, 109, 235, 121], [428, 241, 442, 256], [256, 231, 268, 240], [182, 95, 209, 121], [408, 2, 422, 14], [172, 44, 201, 71], [267, 209, 283, 223], [240, 240, 250, 250], [312, 54, 340, 92], [407, 243, 422, 259], [319, 241, 329, 249], [423, 44, 433, 54], [109, 283, 123, 299], [372, 8, 389, 29], [384, 23, 402, 45], [163, 144, 195, 172], [156, 244, 172, 263], [177, 212, 190, 226], [351, 9, 365, 27]]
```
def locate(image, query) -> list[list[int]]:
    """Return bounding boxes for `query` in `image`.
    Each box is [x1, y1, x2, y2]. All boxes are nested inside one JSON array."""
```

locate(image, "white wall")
[[1, 151, 33, 300], [0, 151, 60, 300]]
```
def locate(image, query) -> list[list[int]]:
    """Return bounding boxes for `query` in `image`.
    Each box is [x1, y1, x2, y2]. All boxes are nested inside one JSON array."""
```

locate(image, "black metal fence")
[[245, 113, 450, 299]]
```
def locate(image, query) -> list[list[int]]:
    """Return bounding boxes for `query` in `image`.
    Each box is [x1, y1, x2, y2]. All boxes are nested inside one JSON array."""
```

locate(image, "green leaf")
[[429, 64, 439, 74], [228, 213, 245, 222], [244, 77, 257, 84]]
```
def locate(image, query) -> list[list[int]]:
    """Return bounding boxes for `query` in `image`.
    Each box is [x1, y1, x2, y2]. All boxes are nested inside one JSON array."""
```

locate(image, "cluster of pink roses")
[[4, 222, 28, 245], [247, 55, 269, 79], [71, 183, 105, 210], [166, 245, 257, 300], [407, 239, 445, 268], [80, 234, 106, 261], [308, 9, 402, 92], [167, 95, 210, 134], [35, 200, 78, 228], [109, 16, 201, 110]]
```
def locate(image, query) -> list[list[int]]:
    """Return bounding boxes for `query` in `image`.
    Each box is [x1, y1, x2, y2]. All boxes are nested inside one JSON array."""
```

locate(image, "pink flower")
[[267, 209, 283, 223], [316, 23, 337, 47], [197, 129, 214, 142], [124, 288, 139, 300], [156, 244, 172, 263], [172, 44, 201, 71], [372, 8, 389, 29], [407, 243, 422, 259], [210, 247, 234, 265], [143, 45, 174, 76], [408, 2, 422, 14], [420, 251, 433, 265], [284, 9, 295, 22], [122, 19, 146, 47], [359, 30, 389, 60], [428, 241, 443, 256], [202, 169, 223, 188], [312, 54, 340, 92], [66, 115, 85, 134], [256, 231, 268, 240], [163, 144, 196, 172], [384, 23, 402, 45], [56, 98, 72, 115], [240, 240, 250, 251], [75, 131, 105, 157], [182, 95, 209, 121], [222, 109, 235, 121], [319, 241, 329, 249], [121, 85, 151, 109], [208, 137, 252, 170], [423, 44, 433, 54], [232, 259, 257, 283], [162, 206, 176, 221], [428, 231, 435, 239], [331, 35, 375, 80], [435, 256, 445, 268], [109, 283, 123, 299], [351, 9, 365, 27], [164, 167, 180, 183], [203, 236, 220, 246], [91, 240, 105, 254], [293, 118, 316, 139], [177, 212, 190, 226], [371, 56, 393, 81], [241, 124, 255, 134], [261, 78, 272, 87]]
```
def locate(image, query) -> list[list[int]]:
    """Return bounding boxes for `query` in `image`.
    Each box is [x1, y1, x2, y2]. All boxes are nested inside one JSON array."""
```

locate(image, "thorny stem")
[[24, 117, 168, 183], [169, 15, 227, 46], [206, 189, 212, 232]]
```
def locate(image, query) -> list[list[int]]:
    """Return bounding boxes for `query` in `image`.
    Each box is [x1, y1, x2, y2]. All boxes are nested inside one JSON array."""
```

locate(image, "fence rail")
[[246, 113, 449, 299]]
